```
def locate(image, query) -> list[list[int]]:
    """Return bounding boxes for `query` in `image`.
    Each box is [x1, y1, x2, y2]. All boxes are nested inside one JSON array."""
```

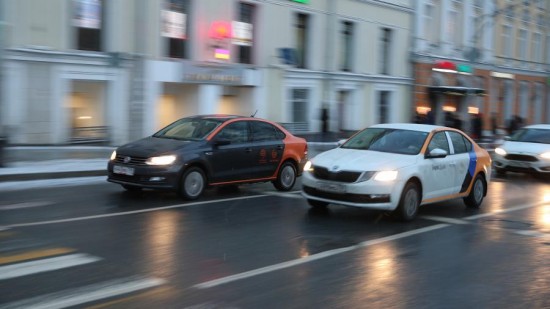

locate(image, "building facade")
[[411, 0, 550, 136], [0, 0, 413, 145]]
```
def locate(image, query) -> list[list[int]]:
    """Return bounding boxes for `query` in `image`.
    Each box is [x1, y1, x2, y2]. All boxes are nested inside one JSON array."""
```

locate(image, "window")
[[518, 29, 528, 60], [532, 32, 542, 63], [379, 28, 392, 74], [428, 132, 450, 153], [73, 0, 103, 51], [291, 89, 308, 123], [295, 13, 309, 69], [448, 131, 471, 154], [163, 0, 188, 59], [340, 21, 354, 71], [423, 3, 434, 42], [236, 2, 255, 64], [378, 91, 390, 124], [251, 121, 285, 141], [502, 25, 512, 58], [217, 122, 249, 143]]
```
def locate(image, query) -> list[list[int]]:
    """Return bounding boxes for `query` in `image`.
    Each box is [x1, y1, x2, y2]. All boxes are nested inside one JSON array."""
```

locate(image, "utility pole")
[[0, 0, 6, 167]]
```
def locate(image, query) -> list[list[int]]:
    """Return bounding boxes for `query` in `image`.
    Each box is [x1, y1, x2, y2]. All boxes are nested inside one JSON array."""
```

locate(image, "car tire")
[[273, 161, 296, 191], [394, 182, 420, 222], [307, 199, 329, 209], [122, 185, 142, 192], [464, 174, 486, 208], [179, 167, 206, 200]]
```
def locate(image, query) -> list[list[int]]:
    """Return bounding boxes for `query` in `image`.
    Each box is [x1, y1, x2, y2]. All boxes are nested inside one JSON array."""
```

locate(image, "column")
[[197, 84, 222, 115]]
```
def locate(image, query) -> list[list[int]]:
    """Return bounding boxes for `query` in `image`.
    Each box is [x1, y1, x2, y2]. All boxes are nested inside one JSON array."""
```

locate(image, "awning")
[[428, 86, 485, 96]]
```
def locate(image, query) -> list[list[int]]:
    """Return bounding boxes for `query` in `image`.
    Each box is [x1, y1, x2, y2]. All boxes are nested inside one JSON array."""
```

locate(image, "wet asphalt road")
[[1, 173, 550, 308]]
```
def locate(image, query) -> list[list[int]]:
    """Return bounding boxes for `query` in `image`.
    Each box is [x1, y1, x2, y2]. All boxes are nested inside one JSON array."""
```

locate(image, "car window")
[[153, 118, 222, 141], [216, 121, 250, 143], [251, 121, 284, 141], [427, 132, 450, 153], [448, 131, 470, 154], [509, 128, 550, 144], [341, 128, 427, 155]]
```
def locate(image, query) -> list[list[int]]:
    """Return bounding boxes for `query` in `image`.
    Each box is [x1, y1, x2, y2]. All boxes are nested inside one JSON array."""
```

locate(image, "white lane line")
[[463, 201, 548, 220], [420, 215, 471, 225], [0, 226, 9, 232], [263, 191, 303, 199], [0, 177, 107, 192], [5, 194, 270, 229], [0, 275, 164, 309], [0, 201, 54, 211], [0, 253, 101, 281], [515, 230, 550, 238], [193, 224, 449, 289]]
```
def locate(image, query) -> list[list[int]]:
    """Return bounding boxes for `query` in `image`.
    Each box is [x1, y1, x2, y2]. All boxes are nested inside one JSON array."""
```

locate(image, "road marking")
[[514, 230, 550, 238], [463, 201, 549, 220], [420, 215, 471, 225], [84, 287, 169, 309], [0, 276, 164, 309], [4, 194, 271, 229], [0, 253, 101, 280], [263, 191, 303, 199], [193, 224, 449, 289], [0, 247, 74, 265], [0, 201, 54, 211]]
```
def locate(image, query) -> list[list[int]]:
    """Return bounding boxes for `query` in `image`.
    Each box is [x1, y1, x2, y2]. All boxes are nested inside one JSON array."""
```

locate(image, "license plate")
[[317, 181, 346, 193], [113, 165, 135, 176], [509, 161, 530, 168]]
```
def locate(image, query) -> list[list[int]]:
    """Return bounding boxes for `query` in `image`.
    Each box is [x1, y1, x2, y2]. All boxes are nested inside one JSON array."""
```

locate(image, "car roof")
[[524, 124, 550, 130], [191, 114, 243, 120], [371, 123, 446, 133]]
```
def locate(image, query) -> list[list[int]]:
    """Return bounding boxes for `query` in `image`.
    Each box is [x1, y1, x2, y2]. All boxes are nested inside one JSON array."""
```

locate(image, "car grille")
[[505, 154, 538, 162], [113, 155, 148, 166], [303, 186, 390, 204], [313, 166, 362, 183]]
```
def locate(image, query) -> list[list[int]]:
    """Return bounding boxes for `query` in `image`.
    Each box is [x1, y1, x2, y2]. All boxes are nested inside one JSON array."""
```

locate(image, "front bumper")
[[300, 171, 405, 211], [107, 161, 182, 190], [493, 155, 550, 174]]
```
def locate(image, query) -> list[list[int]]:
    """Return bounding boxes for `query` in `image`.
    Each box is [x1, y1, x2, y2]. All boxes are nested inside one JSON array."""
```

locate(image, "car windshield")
[[509, 128, 550, 144], [153, 118, 223, 141], [341, 128, 428, 155]]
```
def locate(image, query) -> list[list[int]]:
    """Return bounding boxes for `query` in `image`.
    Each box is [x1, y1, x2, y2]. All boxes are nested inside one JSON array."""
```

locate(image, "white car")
[[301, 123, 492, 221], [493, 124, 550, 177]]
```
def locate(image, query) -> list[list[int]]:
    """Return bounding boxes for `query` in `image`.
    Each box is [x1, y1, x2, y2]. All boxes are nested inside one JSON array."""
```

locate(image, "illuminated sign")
[[291, 0, 310, 3], [490, 71, 515, 79], [73, 0, 101, 29], [457, 64, 473, 75], [209, 21, 232, 39], [162, 10, 186, 39], [215, 49, 230, 60], [209, 21, 232, 61], [433, 60, 457, 73], [232, 21, 253, 46]]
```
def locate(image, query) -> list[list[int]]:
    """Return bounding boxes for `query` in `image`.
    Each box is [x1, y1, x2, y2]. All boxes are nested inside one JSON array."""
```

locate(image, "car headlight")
[[356, 171, 376, 182], [374, 170, 398, 182], [494, 147, 507, 156], [303, 160, 313, 172], [110, 150, 117, 161], [541, 152, 550, 159], [146, 155, 177, 165]]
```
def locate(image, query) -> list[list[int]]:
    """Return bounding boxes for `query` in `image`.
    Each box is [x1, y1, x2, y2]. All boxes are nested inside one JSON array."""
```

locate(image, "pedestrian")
[[426, 110, 435, 124], [471, 113, 483, 141], [321, 107, 329, 133]]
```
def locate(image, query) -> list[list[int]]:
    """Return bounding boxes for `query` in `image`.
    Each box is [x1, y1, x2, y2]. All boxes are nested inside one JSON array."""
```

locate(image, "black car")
[[107, 115, 308, 199]]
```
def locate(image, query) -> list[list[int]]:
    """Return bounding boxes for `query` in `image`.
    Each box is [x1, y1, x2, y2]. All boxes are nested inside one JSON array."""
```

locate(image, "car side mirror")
[[211, 137, 231, 146], [425, 148, 448, 159]]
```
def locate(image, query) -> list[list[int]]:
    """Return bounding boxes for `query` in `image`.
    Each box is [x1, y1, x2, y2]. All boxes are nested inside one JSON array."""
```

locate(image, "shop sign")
[[490, 71, 515, 79], [433, 60, 457, 73], [209, 21, 232, 61], [232, 21, 253, 46], [73, 0, 101, 29], [291, 0, 310, 3], [181, 63, 243, 85]]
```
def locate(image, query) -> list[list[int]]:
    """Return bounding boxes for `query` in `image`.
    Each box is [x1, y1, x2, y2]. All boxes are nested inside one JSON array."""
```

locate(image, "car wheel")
[[179, 167, 206, 200], [394, 182, 420, 222], [464, 174, 486, 208], [307, 199, 329, 209], [273, 161, 296, 191], [122, 185, 142, 192]]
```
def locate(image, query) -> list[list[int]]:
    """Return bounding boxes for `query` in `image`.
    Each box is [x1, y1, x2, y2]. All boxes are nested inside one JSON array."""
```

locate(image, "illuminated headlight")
[[110, 150, 117, 161], [303, 160, 314, 172], [374, 171, 398, 182], [541, 152, 550, 159], [494, 147, 507, 156], [146, 155, 177, 166]]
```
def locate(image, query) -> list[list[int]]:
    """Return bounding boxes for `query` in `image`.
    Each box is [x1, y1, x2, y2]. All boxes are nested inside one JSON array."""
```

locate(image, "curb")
[[0, 170, 107, 182]]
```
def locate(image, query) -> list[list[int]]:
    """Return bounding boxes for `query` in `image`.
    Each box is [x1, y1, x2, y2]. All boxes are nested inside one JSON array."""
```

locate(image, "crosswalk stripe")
[[0, 248, 74, 265], [0, 253, 101, 281], [0, 276, 165, 309]]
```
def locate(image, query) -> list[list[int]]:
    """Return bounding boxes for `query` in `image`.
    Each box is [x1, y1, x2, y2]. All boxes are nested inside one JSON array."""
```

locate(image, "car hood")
[[312, 148, 418, 171], [500, 141, 550, 155], [116, 136, 197, 157]]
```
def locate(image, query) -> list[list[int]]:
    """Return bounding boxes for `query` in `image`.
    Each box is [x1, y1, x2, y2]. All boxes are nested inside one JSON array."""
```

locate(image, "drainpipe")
[[322, 0, 336, 133]]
